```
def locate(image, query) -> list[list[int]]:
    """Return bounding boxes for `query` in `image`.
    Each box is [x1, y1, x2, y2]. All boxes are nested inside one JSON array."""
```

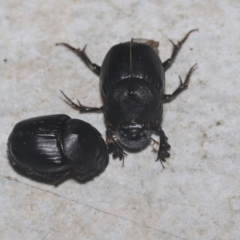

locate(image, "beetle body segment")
[[104, 78, 163, 127], [8, 114, 108, 184], [104, 78, 163, 150], [100, 42, 165, 95]]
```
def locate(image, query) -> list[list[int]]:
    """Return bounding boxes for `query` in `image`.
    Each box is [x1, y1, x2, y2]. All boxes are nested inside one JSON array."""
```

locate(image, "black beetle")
[[57, 29, 198, 166], [8, 114, 109, 184]]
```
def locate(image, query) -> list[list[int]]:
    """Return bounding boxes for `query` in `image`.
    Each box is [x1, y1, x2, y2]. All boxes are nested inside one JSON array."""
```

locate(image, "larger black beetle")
[[8, 114, 109, 184], [57, 29, 197, 166]]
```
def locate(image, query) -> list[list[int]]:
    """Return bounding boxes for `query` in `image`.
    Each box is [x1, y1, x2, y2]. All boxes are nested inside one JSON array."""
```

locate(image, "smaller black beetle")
[[57, 29, 198, 166], [8, 114, 108, 184]]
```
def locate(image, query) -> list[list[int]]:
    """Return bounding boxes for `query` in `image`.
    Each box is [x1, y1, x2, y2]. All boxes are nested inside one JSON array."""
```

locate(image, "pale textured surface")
[[1, 1, 240, 239]]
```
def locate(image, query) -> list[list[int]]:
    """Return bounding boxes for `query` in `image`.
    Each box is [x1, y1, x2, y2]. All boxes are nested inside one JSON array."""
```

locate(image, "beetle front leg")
[[162, 64, 197, 103], [106, 128, 127, 162], [163, 29, 198, 71], [155, 127, 171, 167], [56, 43, 101, 75], [60, 90, 103, 113], [52, 172, 71, 186]]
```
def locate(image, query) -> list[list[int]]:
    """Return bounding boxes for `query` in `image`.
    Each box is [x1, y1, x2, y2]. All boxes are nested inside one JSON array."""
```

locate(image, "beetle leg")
[[52, 172, 70, 186], [26, 167, 70, 185], [106, 128, 127, 162], [155, 127, 171, 167], [56, 43, 101, 75], [163, 29, 198, 71], [60, 90, 103, 113], [162, 64, 197, 103]]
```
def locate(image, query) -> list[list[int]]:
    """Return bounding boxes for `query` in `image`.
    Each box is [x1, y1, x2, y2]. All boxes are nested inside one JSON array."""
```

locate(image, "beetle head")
[[116, 120, 152, 150]]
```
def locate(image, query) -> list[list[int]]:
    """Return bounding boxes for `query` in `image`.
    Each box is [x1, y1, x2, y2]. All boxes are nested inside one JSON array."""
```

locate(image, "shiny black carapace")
[[8, 114, 109, 184], [57, 29, 198, 166]]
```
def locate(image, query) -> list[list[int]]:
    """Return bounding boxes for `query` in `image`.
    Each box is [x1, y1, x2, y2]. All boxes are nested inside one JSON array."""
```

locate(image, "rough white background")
[[1, 0, 240, 239]]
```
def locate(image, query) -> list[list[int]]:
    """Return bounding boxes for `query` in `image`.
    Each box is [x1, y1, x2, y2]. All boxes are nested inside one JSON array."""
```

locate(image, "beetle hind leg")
[[162, 64, 197, 103], [60, 90, 103, 113], [163, 29, 198, 71], [56, 43, 101, 75]]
